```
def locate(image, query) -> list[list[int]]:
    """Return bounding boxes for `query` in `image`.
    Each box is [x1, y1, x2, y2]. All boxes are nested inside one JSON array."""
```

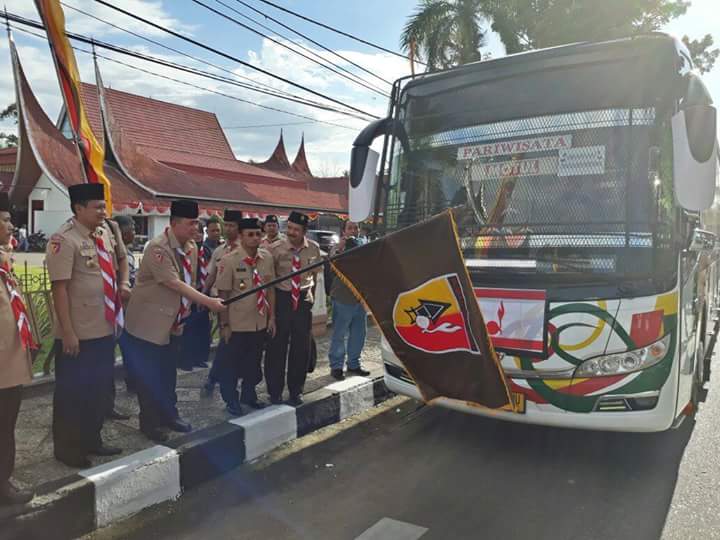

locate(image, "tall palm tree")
[[401, 0, 487, 72]]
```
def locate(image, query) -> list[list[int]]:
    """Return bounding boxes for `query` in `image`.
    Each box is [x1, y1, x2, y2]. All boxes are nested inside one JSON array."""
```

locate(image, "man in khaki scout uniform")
[[124, 200, 225, 443], [0, 192, 35, 505], [260, 214, 284, 249], [266, 211, 321, 406], [46, 183, 128, 468], [202, 209, 243, 394], [216, 217, 276, 415]]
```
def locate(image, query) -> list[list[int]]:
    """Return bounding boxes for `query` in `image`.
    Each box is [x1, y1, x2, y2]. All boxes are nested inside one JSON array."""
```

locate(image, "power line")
[[92, 0, 379, 120], [193, 0, 389, 97], [253, 0, 426, 66], [10, 23, 364, 131], [60, 1, 319, 105], [5, 11, 370, 121], [233, 0, 393, 87]]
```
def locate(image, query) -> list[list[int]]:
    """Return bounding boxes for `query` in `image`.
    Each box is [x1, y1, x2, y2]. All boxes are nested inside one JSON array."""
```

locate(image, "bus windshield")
[[384, 45, 683, 286]]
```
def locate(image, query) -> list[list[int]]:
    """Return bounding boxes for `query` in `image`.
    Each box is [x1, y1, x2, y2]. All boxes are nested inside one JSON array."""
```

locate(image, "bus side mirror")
[[348, 117, 410, 222], [672, 105, 718, 212], [349, 146, 379, 222]]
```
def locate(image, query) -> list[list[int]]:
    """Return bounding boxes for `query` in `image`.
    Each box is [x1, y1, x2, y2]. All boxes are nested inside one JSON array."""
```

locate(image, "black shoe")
[[269, 395, 283, 405], [141, 427, 169, 443], [0, 482, 34, 506], [226, 403, 244, 416], [195, 361, 209, 369], [347, 367, 371, 377], [89, 445, 123, 457], [330, 369, 345, 380], [106, 409, 131, 421], [166, 418, 192, 433], [55, 453, 91, 469], [240, 399, 266, 410], [287, 395, 304, 407], [178, 366, 193, 372]]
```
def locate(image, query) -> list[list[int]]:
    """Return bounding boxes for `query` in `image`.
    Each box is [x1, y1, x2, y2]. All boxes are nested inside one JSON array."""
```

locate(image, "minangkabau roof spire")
[[291, 132, 313, 177], [259, 129, 291, 171]]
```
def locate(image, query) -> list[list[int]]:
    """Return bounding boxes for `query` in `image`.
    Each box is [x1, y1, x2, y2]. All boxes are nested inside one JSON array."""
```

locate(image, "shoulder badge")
[[153, 247, 165, 263], [49, 233, 64, 254]]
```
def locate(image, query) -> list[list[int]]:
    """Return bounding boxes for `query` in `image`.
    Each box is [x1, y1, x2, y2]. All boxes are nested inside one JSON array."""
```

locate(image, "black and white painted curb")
[[3, 375, 392, 540]]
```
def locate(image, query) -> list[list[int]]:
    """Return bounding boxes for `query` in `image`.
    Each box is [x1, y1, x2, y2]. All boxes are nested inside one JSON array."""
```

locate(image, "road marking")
[[355, 517, 428, 540]]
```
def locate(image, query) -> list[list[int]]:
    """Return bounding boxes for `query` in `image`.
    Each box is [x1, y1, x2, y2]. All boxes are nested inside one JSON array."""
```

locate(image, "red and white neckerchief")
[[244, 254, 268, 315], [198, 245, 209, 291], [0, 261, 38, 350], [291, 248, 302, 311], [173, 246, 193, 330], [93, 231, 124, 333]]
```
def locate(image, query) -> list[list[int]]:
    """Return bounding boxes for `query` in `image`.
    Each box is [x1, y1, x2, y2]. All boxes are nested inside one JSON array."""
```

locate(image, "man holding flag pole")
[[32, 0, 132, 465]]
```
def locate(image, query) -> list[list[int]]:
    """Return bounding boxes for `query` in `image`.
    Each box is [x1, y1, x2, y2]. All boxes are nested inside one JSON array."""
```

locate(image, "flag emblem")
[[393, 273, 480, 354]]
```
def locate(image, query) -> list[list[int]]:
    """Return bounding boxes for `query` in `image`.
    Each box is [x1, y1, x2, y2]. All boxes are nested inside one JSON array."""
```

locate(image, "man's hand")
[[62, 330, 80, 357], [204, 297, 226, 313], [221, 325, 232, 344], [267, 318, 277, 338], [119, 284, 131, 304]]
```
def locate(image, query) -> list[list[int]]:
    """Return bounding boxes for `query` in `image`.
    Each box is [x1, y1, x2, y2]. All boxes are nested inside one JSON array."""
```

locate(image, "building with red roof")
[[6, 45, 348, 238]]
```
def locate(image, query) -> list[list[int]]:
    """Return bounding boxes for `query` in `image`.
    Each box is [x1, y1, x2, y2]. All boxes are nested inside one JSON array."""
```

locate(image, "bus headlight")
[[575, 334, 671, 377]]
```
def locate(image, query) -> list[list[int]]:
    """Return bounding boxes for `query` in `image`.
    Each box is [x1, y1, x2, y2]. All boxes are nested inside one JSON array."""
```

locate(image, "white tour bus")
[[349, 34, 720, 432]]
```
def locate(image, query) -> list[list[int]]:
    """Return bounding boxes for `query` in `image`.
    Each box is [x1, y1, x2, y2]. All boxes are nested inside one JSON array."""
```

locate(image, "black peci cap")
[[0, 192, 9, 212], [238, 217, 262, 230], [264, 214, 279, 224], [223, 209, 243, 224], [171, 199, 199, 219], [69, 183, 105, 204], [287, 210, 309, 227]]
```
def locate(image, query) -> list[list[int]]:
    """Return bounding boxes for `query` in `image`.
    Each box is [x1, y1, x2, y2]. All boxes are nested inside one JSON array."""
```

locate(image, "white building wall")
[[28, 173, 71, 235], [148, 216, 170, 238]]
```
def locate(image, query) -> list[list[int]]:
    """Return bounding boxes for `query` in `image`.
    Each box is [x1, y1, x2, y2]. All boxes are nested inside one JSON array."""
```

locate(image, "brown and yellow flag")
[[332, 210, 512, 410], [34, 0, 112, 209]]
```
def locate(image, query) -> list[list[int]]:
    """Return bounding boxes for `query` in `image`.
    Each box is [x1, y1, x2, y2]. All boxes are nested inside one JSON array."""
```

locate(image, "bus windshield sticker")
[[558, 146, 606, 177], [457, 134, 573, 161], [471, 156, 558, 181]]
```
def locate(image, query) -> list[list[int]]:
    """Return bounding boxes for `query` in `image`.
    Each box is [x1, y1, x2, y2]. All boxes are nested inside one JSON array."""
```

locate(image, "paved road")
[[95, 361, 720, 540]]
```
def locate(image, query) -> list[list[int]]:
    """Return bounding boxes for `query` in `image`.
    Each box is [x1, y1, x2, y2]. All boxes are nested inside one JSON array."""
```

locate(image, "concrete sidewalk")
[[11, 326, 384, 491]]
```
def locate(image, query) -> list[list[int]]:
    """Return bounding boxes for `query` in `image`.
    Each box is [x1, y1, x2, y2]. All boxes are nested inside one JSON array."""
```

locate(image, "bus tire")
[[692, 341, 706, 411]]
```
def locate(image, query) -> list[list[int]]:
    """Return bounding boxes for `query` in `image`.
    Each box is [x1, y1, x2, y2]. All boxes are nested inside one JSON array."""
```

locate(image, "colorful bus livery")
[[351, 35, 720, 432]]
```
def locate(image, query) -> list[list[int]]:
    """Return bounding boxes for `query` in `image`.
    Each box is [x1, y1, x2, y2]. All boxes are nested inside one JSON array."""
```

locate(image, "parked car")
[[306, 230, 339, 254]]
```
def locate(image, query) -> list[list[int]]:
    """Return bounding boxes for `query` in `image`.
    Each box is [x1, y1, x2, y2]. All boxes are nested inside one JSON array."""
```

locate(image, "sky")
[[0, 0, 716, 176]]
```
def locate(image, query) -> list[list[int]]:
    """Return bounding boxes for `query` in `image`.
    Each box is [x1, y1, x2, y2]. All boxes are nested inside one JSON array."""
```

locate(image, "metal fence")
[[15, 262, 56, 375]]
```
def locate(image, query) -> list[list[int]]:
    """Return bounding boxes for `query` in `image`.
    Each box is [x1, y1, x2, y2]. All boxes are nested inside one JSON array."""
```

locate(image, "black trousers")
[[0, 386, 22, 484], [219, 330, 266, 406], [265, 290, 312, 399], [53, 336, 115, 458], [178, 306, 211, 371], [126, 333, 179, 431]]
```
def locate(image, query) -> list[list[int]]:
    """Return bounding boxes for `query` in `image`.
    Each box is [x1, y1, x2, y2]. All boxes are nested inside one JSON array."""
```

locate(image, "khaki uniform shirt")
[[125, 228, 197, 345], [206, 239, 241, 289], [270, 237, 321, 303], [0, 246, 33, 389], [260, 233, 285, 250], [46, 218, 127, 340], [216, 246, 275, 332]]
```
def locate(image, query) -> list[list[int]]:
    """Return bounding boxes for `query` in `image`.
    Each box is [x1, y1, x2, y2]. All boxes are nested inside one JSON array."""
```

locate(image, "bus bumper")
[[384, 367, 678, 433]]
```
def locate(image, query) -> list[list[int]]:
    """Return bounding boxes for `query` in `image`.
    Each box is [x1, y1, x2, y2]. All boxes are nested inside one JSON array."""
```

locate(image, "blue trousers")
[[328, 300, 367, 370]]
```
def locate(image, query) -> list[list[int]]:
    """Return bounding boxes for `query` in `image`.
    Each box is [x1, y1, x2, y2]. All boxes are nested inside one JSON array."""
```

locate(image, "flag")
[[34, 0, 112, 210], [331, 210, 512, 410]]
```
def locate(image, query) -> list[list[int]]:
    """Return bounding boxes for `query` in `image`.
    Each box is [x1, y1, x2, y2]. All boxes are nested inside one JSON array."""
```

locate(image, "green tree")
[[402, 0, 718, 73], [0, 102, 18, 148], [400, 0, 487, 71]]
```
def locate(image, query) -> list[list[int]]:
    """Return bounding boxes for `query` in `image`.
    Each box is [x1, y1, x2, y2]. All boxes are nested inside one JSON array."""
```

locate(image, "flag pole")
[[222, 242, 366, 306], [33, 1, 90, 184]]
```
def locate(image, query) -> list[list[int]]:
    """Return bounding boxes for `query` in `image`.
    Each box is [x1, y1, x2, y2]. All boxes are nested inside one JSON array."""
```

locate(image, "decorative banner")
[[472, 156, 558, 181], [457, 134, 572, 161], [331, 210, 512, 410], [475, 288, 547, 355], [34, 0, 113, 209]]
